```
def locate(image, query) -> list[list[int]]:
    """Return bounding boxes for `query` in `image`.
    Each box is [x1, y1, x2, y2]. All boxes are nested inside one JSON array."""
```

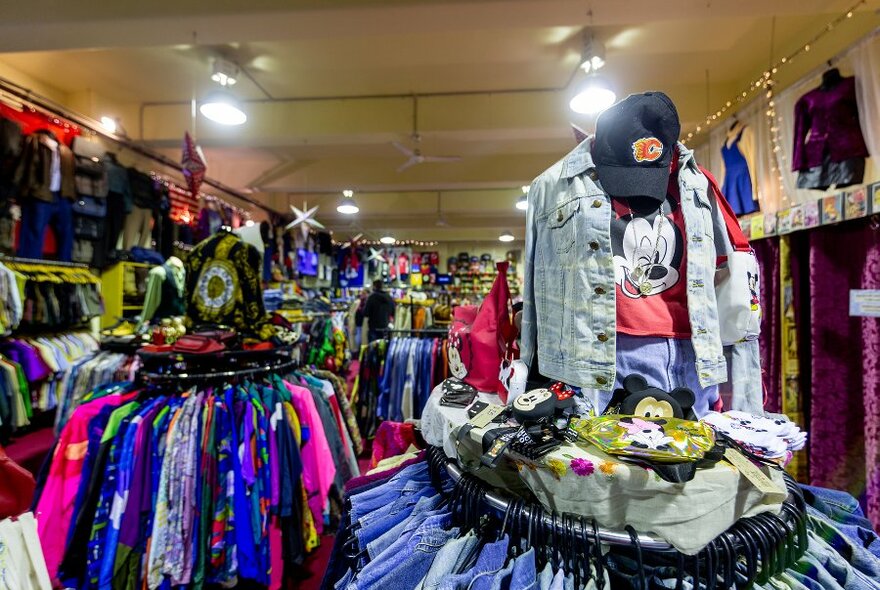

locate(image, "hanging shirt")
[[611, 166, 691, 339], [185, 230, 267, 335]]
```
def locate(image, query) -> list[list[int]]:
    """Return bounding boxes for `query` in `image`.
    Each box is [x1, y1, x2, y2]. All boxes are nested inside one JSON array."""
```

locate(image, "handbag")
[[704, 168, 761, 345], [0, 445, 35, 520], [446, 261, 516, 401], [71, 195, 107, 218]]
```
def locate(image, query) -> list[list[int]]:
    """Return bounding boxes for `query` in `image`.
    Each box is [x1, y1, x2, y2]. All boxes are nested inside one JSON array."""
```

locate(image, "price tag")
[[469, 403, 506, 428], [724, 448, 787, 501]]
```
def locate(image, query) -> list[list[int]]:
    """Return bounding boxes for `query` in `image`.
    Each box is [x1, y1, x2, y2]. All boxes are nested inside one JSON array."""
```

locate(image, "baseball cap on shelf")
[[593, 92, 680, 202]]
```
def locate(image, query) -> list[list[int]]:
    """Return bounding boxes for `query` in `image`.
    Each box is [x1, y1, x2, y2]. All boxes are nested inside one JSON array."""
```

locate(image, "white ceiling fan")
[[393, 95, 462, 173]]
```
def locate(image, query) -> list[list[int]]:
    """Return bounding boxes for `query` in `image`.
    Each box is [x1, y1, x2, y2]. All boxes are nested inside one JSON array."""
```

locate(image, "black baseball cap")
[[593, 92, 680, 202]]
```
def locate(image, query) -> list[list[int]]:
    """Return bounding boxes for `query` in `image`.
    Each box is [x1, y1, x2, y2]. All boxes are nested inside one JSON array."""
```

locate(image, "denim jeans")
[[18, 192, 73, 261], [354, 487, 437, 548], [348, 513, 455, 590], [374, 525, 462, 588], [802, 484, 880, 559], [349, 462, 430, 522], [361, 495, 448, 559], [808, 510, 880, 581], [368, 503, 448, 560], [437, 535, 510, 590], [488, 547, 537, 590], [417, 531, 480, 590], [582, 334, 720, 416]]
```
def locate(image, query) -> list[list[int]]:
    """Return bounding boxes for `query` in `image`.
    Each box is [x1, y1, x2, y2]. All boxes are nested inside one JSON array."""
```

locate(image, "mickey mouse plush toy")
[[605, 374, 697, 421]]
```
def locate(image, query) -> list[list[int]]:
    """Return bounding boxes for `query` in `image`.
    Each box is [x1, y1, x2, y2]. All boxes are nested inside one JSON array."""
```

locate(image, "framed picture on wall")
[[821, 194, 843, 225], [802, 200, 820, 228], [790, 204, 805, 232], [777, 208, 793, 234], [763, 213, 778, 236], [844, 187, 868, 220], [869, 182, 880, 215]]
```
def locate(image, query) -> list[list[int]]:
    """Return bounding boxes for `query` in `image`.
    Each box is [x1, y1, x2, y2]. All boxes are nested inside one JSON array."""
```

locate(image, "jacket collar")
[[561, 138, 595, 179]]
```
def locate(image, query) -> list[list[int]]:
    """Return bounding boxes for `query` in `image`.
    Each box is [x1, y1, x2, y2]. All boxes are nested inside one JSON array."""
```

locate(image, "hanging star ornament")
[[341, 233, 364, 249], [367, 247, 386, 263], [181, 132, 207, 197], [285, 204, 325, 240]]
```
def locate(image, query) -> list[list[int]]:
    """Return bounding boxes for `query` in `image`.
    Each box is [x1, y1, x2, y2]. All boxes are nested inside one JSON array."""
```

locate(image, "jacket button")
[[594, 287, 606, 295], [557, 209, 564, 222], [596, 376, 608, 386], [597, 333, 608, 342], [589, 241, 600, 250], [592, 199, 602, 208]]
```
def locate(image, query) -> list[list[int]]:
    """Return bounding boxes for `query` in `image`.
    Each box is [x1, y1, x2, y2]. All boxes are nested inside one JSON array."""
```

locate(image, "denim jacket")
[[522, 139, 761, 405]]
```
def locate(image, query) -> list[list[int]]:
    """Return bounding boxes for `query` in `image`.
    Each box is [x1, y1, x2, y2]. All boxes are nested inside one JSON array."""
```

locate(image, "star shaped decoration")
[[368, 247, 386, 263], [341, 233, 364, 249], [285, 204, 325, 240]]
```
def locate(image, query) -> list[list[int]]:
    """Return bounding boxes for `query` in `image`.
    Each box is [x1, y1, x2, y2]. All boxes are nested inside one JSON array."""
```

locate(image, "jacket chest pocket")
[[547, 198, 580, 254]]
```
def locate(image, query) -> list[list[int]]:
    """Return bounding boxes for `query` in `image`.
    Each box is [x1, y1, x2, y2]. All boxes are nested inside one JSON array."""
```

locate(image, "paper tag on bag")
[[469, 403, 506, 428], [724, 448, 787, 501]]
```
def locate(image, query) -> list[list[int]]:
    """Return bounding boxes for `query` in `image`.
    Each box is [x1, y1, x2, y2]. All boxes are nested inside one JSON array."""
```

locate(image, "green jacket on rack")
[[185, 229, 266, 335]]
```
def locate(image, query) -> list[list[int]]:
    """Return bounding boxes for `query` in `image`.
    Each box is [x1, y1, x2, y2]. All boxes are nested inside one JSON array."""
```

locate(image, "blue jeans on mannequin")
[[17, 192, 73, 261]]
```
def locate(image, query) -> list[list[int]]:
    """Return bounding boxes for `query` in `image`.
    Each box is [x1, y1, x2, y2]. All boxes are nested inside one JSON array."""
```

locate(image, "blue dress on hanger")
[[721, 128, 759, 216]]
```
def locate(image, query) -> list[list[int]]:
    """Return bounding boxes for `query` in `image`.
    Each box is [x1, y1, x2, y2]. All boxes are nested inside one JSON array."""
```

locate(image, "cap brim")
[[596, 164, 668, 201]]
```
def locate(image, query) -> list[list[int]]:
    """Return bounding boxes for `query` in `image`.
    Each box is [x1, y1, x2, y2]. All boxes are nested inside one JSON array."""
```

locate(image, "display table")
[[421, 384, 787, 555]]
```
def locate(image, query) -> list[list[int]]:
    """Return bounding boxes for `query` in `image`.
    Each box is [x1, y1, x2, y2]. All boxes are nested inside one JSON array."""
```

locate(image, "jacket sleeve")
[[520, 177, 540, 371], [791, 96, 811, 172]]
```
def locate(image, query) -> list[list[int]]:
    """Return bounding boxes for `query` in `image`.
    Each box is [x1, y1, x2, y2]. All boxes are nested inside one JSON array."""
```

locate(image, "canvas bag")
[[704, 168, 761, 345], [447, 261, 515, 400]]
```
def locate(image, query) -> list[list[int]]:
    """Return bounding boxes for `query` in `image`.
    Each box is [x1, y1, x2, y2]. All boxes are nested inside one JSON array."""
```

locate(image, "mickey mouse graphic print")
[[610, 172, 691, 338]]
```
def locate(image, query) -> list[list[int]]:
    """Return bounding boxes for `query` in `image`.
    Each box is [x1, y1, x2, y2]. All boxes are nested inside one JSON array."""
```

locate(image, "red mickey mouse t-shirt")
[[610, 160, 691, 339]]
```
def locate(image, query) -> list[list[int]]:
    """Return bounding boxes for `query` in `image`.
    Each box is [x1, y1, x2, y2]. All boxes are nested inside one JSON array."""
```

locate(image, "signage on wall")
[[849, 290, 880, 318]]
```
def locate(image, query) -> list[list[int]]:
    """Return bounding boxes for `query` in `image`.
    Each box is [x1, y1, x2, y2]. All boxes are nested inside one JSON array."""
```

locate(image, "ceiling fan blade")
[[392, 141, 414, 157], [397, 157, 420, 173], [422, 155, 462, 163]]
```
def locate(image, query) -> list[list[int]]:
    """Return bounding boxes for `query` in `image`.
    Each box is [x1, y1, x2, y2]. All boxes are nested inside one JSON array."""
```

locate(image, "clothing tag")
[[469, 403, 506, 429], [724, 448, 787, 500]]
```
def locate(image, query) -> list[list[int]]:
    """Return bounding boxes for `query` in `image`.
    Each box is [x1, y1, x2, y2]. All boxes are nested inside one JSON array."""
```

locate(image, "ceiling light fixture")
[[336, 189, 360, 215], [579, 33, 606, 73], [499, 231, 515, 243], [211, 58, 240, 87], [569, 74, 616, 114], [516, 185, 529, 211], [100, 116, 118, 133], [380, 235, 396, 245], [200, 91, 247, 126]]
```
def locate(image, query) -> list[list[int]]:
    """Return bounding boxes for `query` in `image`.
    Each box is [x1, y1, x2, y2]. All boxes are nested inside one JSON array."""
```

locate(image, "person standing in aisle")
[[363, 279, 395, 341]]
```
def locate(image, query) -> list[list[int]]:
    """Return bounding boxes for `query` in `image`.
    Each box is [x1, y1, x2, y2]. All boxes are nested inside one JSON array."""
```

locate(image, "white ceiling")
[[0, 0, 877, 241]]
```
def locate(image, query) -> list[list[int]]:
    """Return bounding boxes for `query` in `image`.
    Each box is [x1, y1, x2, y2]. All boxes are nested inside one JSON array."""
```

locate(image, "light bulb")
[[569, 74, 616, 114], [200, 91, 247, 125]]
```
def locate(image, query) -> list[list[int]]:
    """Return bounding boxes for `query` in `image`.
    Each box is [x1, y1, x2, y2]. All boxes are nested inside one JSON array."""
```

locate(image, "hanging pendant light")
[[200, 90, 247, 125], [336, 190, 359, 215], [498, 231, 515, 242], [569, 73, 616, 115], [380, 235, 396, 245]]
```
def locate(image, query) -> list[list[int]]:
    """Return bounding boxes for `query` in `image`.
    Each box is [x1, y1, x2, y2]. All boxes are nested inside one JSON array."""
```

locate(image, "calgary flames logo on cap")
[[632, 137, 663, 163]]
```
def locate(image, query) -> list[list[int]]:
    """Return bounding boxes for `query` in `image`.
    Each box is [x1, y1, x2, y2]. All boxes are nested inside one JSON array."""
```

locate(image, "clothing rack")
[[429, 446, 808, 555], [383, 327, 448, 337], [0, 75, 273, 215], [0, 255, 91, 269], [138, 357, 299, 384]]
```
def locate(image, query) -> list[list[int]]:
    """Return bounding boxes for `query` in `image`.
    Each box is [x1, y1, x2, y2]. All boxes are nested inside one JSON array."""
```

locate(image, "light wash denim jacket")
[[521, 139, 762, 410]]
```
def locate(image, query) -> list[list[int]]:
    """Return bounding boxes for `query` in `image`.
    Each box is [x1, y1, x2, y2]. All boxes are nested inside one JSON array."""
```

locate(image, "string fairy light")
[[681, 0, 865, 145]]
